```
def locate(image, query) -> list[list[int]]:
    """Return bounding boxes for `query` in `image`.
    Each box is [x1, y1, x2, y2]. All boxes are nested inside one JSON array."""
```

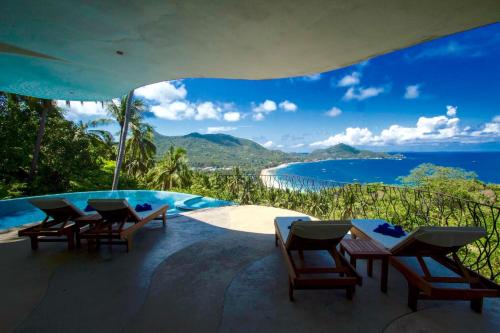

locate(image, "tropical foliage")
[[1, 92, 498, 280]]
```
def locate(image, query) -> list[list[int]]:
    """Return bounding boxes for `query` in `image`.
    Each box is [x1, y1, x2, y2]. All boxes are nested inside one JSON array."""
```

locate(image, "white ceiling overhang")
[[0, 0, 499, 100]]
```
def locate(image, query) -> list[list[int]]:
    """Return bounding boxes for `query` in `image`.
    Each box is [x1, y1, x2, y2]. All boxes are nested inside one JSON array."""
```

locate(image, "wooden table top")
[[340, 238, 391, 256]]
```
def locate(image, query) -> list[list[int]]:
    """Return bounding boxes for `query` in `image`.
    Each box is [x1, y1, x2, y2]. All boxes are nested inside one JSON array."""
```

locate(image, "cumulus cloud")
[[343, 86, 384, 101], [135, 81, 239, 122], [325, 107, 342, 117], [404, 84, 421, 99], [56, 100, 107, 117], [471, 115, 500, 138], [302, 73, 322, 82], [223, 111, 241, 122], [279, 100, 298, 112], [253, 100, 277, 113], [261, 140, 274, 148], [206, 126, 237, 134], [311, 127, 375, 147], [338, 72, 361, 87], [194, 102, 221, 120], [253, 113, 265, 121], [310, 107, 499, 147], [135, 81, 187, 102], [446, 105, 457, 117]]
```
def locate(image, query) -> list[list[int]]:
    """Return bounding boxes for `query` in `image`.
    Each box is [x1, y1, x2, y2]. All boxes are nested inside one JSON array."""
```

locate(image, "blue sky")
[[61, 23, 500, 152]]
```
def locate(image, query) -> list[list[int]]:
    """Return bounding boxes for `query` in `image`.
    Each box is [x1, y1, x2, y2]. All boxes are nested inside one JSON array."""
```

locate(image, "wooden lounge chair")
[[78, 199, 168, 251], [351, 220, 500, 313], [18, 198, 97, 250], [275, 217, 361, 301]]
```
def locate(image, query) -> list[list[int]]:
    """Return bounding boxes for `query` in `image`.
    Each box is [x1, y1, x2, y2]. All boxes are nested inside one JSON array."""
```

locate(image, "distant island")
[[154, 132, 402, 171]]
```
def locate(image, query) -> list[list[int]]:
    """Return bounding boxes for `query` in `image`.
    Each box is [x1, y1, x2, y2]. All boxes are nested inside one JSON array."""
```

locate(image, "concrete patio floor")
[[0, 205, 498, 333]]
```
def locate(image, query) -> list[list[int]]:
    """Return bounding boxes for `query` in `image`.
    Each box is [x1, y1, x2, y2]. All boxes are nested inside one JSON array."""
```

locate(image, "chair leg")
[[126, 238, 132, 252], [408, 284, 419, 311], [346, 286, 354, 300], [30, 236, 39, 250], [470, 298, 483, 313], [288, 278, 294, 302], [67, 233, 75, 250], [367, 258, 373, 277], [162, 213, 166, 227]]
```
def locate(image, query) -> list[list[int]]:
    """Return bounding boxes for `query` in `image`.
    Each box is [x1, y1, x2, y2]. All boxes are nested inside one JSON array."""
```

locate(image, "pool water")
[[0, 190, 233, 231]]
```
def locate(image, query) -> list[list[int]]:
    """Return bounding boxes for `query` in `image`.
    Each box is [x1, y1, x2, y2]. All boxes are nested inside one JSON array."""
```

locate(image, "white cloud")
[[311, 127, 375, 147], [471, 115, 500, 137], [135, 81, 239, 121], [290, 143, 305, 148], [206, 126, 237, 134], [343, 86, 384, 101], [302, 73, 322, 81], [338, 72, 360, 87], [310, 109, 499, 147], [223, 111, 241, 122], [135, 81, 187, 102], [326, 107, 342, 117], [253, 100, 277, 113], [194, 102, 221, 120], [261, 140, 274, 148], [253, 113, 265, 121], [279, 100, 298, 112], [404, 84, 421, 99], [57, 100, 107, 117], [446, 105, 457, 117]]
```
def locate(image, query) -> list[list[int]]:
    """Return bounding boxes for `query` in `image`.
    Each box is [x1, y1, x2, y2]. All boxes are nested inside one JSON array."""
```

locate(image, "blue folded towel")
[[84, 204, 95, 212], [373, 223, 406, 238], [135, 203, 152, 212]]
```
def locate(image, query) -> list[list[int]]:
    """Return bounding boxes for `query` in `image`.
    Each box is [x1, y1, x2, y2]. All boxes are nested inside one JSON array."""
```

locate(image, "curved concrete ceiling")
[[0, 0, 499, 100]]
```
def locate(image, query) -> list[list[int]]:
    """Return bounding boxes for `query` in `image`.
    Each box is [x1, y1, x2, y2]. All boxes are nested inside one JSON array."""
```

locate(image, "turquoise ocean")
[[274, 152, 500, 184]]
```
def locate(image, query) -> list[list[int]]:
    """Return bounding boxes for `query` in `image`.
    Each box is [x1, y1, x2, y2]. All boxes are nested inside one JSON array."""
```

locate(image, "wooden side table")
[[340, 238, 391, 293]]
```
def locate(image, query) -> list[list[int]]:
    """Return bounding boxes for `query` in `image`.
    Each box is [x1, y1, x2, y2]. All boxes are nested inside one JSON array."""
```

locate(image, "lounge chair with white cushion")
[[18, 198, 98, 250], [79, 199, 168, 251], [351, 220, 500, 313], [275, 217, 361, 301]]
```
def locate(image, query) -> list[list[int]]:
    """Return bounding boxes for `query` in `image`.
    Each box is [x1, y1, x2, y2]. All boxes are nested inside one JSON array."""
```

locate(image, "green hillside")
[[153, 132, 401, 170], [154, 132, 294, 169], [307, 143, 396, 160]]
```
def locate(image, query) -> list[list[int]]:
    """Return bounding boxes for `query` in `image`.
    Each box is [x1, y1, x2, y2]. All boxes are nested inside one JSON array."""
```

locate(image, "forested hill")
[[306, 143, 397, 160], [153, 132, 293, 169], [154, 132, 401, 170]]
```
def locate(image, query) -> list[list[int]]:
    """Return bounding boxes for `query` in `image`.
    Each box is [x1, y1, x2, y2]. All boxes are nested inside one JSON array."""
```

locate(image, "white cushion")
[[290, 221, 351, 240], [87, 199, 130, 211]]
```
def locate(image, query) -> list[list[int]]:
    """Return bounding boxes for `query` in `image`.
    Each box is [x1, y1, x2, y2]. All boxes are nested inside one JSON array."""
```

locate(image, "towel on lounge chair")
[[84, 204, 95, 212], [135, 203, 152, 212], [79, 199, 168, 251], [373, 222, 406, 238], [351, 219, 499, 313]]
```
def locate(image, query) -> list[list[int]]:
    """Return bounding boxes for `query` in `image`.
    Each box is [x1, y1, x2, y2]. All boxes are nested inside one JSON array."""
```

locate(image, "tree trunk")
[[112, 90, 134, 190], [29, 99, 50, 182]]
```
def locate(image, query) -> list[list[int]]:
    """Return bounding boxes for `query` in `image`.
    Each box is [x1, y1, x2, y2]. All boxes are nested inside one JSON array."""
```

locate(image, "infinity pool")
[[0, 190, 233, 231]]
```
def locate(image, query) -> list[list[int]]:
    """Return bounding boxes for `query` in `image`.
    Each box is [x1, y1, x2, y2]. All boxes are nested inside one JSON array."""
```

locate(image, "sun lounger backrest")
[[390, 226, 486, 256], [87, 199, 141, 222], [286, 221, 351, 250], [29, 198, 84, 220]]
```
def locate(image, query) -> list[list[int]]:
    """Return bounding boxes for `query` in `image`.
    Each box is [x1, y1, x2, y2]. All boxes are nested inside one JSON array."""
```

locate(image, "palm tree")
[[101, 91, 153, 189], [78, 119, 116, 159], [124, 122, 156, 178], [148, 146, 190, 190], [8, 95, 54, 182]]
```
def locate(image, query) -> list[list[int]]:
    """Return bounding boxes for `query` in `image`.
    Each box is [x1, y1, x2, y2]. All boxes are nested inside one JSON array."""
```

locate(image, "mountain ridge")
[[153, 131, 401, 170]]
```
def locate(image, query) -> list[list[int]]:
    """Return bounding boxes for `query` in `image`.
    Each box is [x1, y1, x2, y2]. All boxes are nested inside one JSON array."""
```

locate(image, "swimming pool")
[[0, 190, 233, 231]]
